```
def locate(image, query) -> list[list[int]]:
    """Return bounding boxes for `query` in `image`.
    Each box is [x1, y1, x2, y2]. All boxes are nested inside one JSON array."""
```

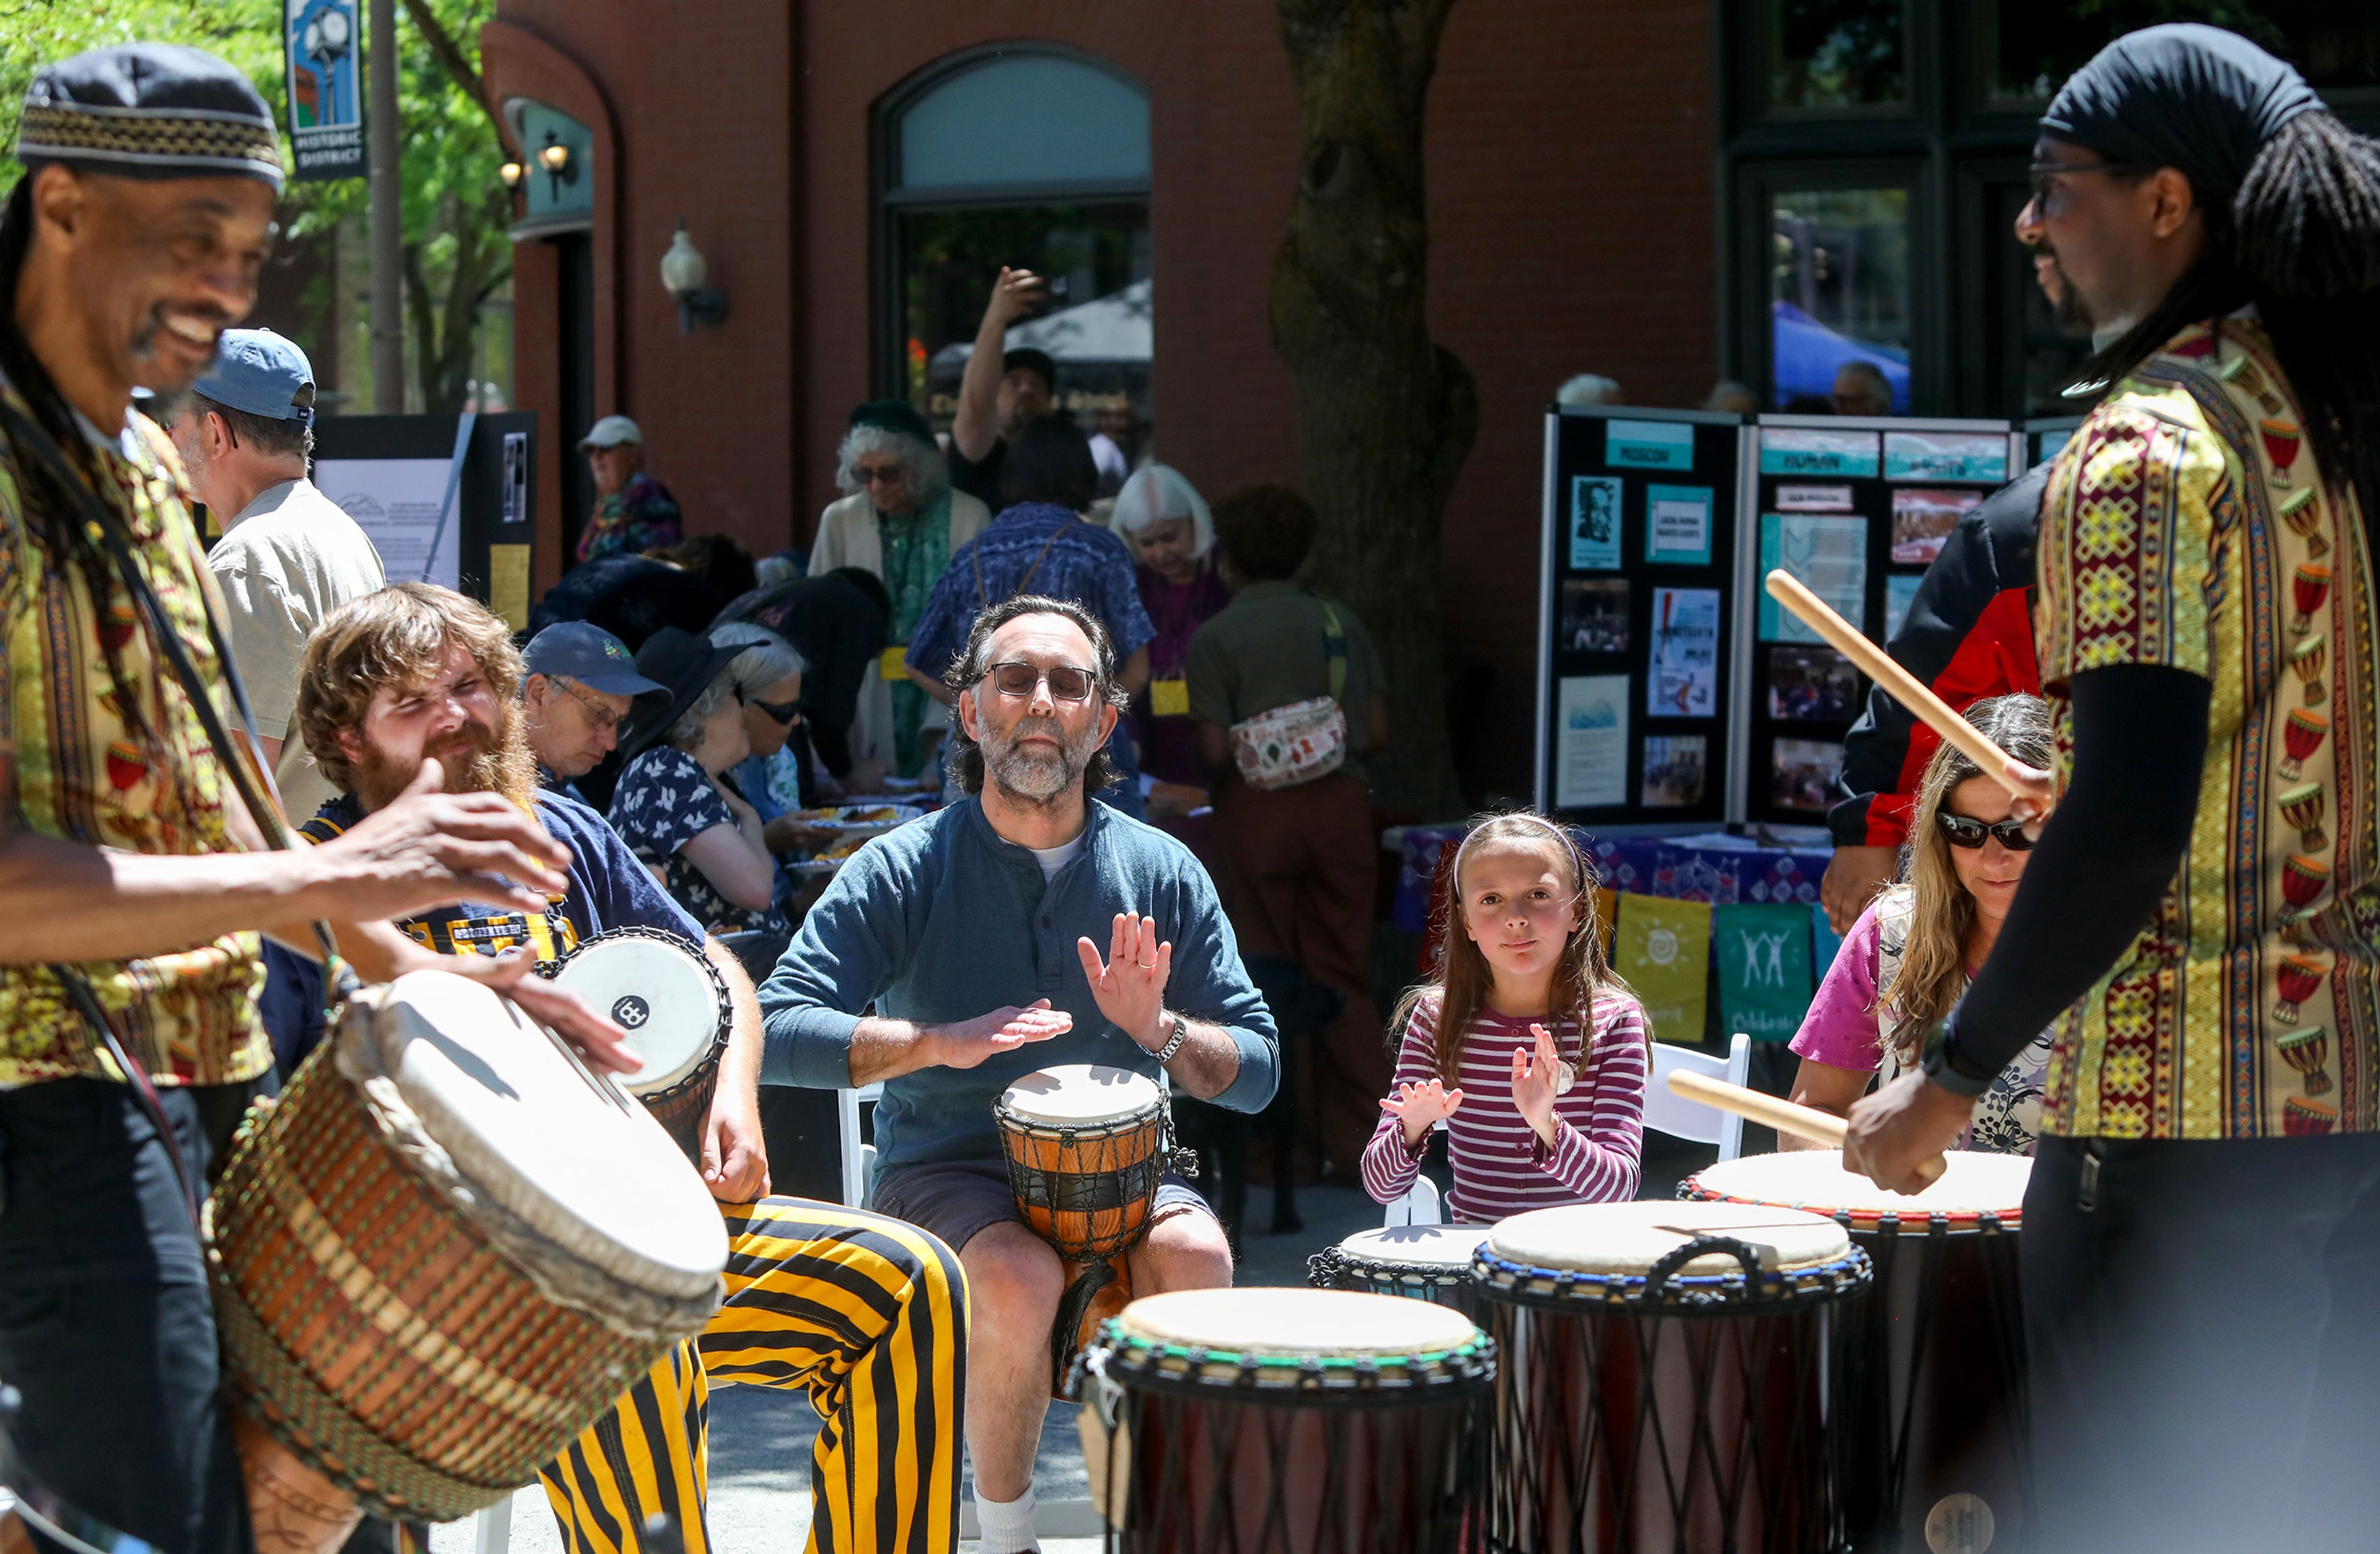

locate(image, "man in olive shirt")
[[1186, 483, 1389, 1175]]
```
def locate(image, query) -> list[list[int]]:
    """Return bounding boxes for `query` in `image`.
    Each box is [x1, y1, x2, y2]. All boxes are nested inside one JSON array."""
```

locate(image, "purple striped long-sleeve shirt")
[[1360, 991, 1649, 1223]]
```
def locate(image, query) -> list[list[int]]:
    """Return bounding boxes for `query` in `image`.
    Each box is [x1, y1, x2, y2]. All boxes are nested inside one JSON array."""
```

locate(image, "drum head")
[[1001, 1064, 1161, 1126], [1117, 1287, 1477, 1359], [361, 971, 725, 1299], [1686, 1149, 2030, 1229], [553, 931, 723, 1096], [1332, 1223, 1489, 1271], [1487, 1198, 1849, 1278]]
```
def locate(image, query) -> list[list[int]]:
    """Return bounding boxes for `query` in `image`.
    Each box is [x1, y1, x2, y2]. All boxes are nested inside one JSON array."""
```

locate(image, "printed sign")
[[1716, 903, 1815, 1042], [1760, 426, 1880, 478], [1648, 588, 1720, 718], [1605, 418, 1696, 472], [284, 0, 366, 180], [1555, 675, 1629, 809], [1645, 484, 1714, 566], [1569, 475, 1623, 570], [1884, 430, 2009, 484], [1776, 483, 1854, 512], [1758, 514, 1869, 644]]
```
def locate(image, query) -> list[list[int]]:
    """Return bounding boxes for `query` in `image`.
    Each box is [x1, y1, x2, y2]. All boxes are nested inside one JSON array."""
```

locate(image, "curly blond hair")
[[295, 583, 527, 798]]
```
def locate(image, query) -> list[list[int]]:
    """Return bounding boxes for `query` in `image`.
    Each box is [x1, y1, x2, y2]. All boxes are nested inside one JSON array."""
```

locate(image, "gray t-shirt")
[[207, 476, 385, 821]]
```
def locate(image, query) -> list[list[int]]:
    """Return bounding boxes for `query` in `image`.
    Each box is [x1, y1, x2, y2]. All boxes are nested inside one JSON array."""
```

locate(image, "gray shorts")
[[872, 1157, 1212, 1257]]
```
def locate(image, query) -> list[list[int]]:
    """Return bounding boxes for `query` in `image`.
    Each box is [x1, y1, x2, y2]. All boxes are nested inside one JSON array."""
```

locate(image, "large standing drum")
[[1310, 1224, 1491, 1321], [551, 927, 731, 1164], [1078, 1288, 1495, 1553], [206, 971, 726, 1519], [1684, 1151, 2032, 1554], [1476, 1198, 1870, 1553]]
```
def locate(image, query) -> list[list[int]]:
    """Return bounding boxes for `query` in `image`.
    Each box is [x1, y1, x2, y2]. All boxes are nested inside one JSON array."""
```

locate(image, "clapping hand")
[[1077, 911, 1173, 1050], [1382, 1078, 1465, 1148], [932, 1001, 1073, 1070], [1510, 1023, 1565, 1148]]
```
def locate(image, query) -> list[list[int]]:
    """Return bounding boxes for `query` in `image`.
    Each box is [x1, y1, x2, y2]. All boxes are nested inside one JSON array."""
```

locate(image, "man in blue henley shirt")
[[759, 595, 1277, 1552]]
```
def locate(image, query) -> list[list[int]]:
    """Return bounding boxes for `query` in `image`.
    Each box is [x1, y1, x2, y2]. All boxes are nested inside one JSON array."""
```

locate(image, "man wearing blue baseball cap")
[[521, 619, 664, 787], [178, 327, 385, 821]]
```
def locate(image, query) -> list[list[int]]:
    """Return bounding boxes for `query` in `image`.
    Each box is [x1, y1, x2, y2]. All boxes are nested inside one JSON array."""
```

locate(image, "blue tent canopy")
[[1771, 300, 1910, 412]]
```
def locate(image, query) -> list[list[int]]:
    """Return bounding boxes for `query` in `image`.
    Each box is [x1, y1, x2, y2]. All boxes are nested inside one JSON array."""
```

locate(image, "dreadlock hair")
[[2071, 110, 2380, 555], [0, 171, 151, 745]]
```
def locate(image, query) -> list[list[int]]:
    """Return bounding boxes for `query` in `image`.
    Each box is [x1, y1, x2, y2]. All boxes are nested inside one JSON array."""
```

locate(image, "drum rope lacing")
[[1470, 1244, 1872, 1312], [1075, 1322, 1497, 1405]]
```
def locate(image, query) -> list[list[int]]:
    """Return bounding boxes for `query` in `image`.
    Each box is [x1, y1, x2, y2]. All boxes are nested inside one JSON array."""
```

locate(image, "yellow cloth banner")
[[1615, 893, 1711, 1047]]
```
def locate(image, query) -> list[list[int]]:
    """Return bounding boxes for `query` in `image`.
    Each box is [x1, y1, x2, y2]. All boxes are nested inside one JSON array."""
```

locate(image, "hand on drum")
[[932, 1000, 1073, 1069], [416, 945, 643, 1076], [1076, 911, 1173, 1050], [1843, 1070, 1974, 1194], [1382, 1078, 1464, 1148], [315, 758, 572, 920]]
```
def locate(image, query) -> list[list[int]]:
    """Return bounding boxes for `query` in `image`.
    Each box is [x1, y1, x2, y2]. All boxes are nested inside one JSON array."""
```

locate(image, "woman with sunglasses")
[[1785, 694, 2056, 1154]]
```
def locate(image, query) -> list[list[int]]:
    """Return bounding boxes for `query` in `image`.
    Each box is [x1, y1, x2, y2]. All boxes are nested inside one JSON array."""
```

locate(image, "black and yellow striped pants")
[[539, 1196, 967, 1553]]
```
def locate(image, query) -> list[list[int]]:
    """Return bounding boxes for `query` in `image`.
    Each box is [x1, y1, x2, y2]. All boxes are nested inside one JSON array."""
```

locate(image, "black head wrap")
[[2040, 24, 2321, 211]]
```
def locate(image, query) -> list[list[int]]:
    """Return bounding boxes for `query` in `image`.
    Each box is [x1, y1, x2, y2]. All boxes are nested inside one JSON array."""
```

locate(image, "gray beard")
[[983, 718, 1092, 806]]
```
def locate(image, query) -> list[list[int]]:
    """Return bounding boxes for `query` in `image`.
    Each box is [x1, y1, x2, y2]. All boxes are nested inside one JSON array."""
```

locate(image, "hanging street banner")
[[284, 0, 365, 180]]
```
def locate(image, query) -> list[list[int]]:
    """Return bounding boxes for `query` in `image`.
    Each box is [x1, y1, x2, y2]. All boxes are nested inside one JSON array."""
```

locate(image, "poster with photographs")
[[1569, 476, 1623, 569], [1558, 578, 1631, 655], [1768, 645, 1860, 722], [1889, 487, 1981, 565], [1647, 587, 1721, 718], [1771, 737, 1843, 814], [1642, 735, 1708, 808]]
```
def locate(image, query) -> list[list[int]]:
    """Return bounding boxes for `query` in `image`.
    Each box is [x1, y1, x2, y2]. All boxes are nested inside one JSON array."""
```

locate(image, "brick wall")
[[490, 0, 1714, 800]]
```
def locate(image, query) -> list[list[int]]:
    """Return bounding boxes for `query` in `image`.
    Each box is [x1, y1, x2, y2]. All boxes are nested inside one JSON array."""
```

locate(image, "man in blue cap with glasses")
[[176, 327, 384, 820], [520, 619, 663, 793]]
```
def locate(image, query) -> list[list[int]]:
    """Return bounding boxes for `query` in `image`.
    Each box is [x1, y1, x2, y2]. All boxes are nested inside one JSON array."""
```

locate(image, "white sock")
[[974, 1484, 1038, 1554]]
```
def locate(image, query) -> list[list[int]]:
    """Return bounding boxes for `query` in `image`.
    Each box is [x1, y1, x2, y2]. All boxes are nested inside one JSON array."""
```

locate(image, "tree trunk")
[[1269, 0, 1477, 817]]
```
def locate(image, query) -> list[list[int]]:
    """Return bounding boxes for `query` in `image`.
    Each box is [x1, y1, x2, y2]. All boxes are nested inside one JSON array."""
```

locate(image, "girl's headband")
[[1451, 812, 1591, 891]]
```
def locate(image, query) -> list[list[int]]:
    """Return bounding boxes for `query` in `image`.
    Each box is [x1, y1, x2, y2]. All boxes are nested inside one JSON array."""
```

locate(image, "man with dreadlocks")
[[1843, 24, 2380, 1553], [0, 44, 637, 1554]]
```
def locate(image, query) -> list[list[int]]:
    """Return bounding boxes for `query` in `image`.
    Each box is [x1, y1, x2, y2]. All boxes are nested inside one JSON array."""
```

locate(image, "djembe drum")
[[1684, 1150, 2033, 1553], [1077, 1288, 1496, 1553], [995, 1064, 1176, 1395], [1310, 1223, 1491, 1322], [551, 926, 732, 1162], [205, 970, 726, 1521], [1475, 1198, 1870, 1553]]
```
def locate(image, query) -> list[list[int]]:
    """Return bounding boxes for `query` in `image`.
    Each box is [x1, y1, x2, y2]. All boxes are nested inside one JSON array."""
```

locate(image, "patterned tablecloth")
[[1388, 824, 1831, 933]]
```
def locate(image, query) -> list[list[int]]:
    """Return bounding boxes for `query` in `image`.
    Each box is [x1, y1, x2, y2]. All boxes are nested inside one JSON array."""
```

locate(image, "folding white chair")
[[1645, 1032, 1753, 1161], [837, 1081, 883, 1209], [1383, 1175, 1445, 1227]]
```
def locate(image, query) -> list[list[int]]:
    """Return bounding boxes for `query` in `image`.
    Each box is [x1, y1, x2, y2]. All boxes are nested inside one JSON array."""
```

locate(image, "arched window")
[[877, 47, 1152, 457]]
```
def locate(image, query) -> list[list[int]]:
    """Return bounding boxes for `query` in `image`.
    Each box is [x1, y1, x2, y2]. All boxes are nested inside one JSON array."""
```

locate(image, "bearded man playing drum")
[[0, 43, 643, 1554], [285, 582, 967, 1553], [1845, 25, 2380, 1554], [763, 594, 1279, 1554]]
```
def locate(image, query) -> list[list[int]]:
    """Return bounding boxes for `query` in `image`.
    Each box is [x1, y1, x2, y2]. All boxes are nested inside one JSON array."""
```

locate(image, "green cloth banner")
[[1615, 893, 1710, 1047], [1715, 903, 1815, 1043]]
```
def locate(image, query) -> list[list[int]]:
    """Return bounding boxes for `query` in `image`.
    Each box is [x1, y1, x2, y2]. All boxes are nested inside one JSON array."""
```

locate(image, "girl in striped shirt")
[[1362, 812, 1650, 1222]]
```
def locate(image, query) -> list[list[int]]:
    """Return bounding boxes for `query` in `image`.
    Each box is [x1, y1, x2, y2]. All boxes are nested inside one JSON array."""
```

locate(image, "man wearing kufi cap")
[[1843, 24, 2380, 1551], [176, 327, 386, 822], [0, 42, 637, 1553]]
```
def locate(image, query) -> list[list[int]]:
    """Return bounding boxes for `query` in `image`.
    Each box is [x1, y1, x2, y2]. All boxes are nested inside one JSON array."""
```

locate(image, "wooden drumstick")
[[1763, 569, 2034, 801], [1667, 1070, 1945, 1187]]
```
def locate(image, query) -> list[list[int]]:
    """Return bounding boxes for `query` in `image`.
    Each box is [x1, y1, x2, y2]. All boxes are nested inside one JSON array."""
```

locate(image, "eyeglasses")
[[2026, 157, 2139, 208], [554, 677, 622, 734], [855, 464, 906, 486], [747, 694, 802, 725], [984, 661, 1096, 703], [1936, 810, 2036, 852]]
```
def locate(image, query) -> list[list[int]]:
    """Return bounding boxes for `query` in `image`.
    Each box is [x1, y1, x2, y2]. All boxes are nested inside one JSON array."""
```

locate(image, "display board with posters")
[[1535, 405, 1742, 827], [1733, 414, 2020, 830], [312, 412, 539, 630]]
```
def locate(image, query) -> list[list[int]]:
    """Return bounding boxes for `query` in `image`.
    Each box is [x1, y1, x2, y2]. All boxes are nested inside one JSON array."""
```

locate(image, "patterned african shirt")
[[0, 390, 270, 1089], [576, 470, 683, 563], [2035, 314, 2376, 1138]]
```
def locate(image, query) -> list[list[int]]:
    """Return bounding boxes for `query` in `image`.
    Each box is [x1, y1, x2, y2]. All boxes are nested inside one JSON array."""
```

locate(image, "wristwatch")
[[1919, 1020, 1994, 1099], [1151, 1012, 1189, 1065]]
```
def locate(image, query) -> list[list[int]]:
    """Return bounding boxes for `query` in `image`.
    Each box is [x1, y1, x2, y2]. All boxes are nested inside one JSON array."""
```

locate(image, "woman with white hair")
[[708, 621, 816, 852], [809, 400, 990, 784], [1113, 462, 1229, 796]]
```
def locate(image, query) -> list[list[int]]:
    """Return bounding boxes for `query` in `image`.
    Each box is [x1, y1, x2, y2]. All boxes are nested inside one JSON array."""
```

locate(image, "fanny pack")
[[1229, 601, 1349, 792]]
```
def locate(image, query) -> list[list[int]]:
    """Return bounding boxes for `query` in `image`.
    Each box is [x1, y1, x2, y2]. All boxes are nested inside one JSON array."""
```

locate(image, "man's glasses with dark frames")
[[983, 661, 1097, 703], [555, 677, 623, 734]]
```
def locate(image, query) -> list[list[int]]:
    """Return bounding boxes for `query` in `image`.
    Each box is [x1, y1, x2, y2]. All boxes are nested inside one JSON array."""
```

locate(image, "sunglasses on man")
[[1936, 810, 2036, 852], [983, 661, 1097, 703]]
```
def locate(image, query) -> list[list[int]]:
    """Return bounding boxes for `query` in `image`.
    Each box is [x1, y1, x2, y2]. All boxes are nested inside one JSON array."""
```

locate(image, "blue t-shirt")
[[610, 747, 791, 938], [758, 795, 1278, 1170], [904, 503, 1157, 684], [266, 788, 705, 1069]]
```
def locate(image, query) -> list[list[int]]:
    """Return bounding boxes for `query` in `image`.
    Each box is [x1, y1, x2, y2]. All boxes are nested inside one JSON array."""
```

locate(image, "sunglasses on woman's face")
[[1936, 810, 2035, 851], [747, 695, 802, 725]]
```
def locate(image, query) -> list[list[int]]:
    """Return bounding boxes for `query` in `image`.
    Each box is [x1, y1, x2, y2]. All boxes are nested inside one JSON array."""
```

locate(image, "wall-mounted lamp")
[[538, 130, 577, 200], [661, 218, 727, 333], [498, 159, 524, 190]]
